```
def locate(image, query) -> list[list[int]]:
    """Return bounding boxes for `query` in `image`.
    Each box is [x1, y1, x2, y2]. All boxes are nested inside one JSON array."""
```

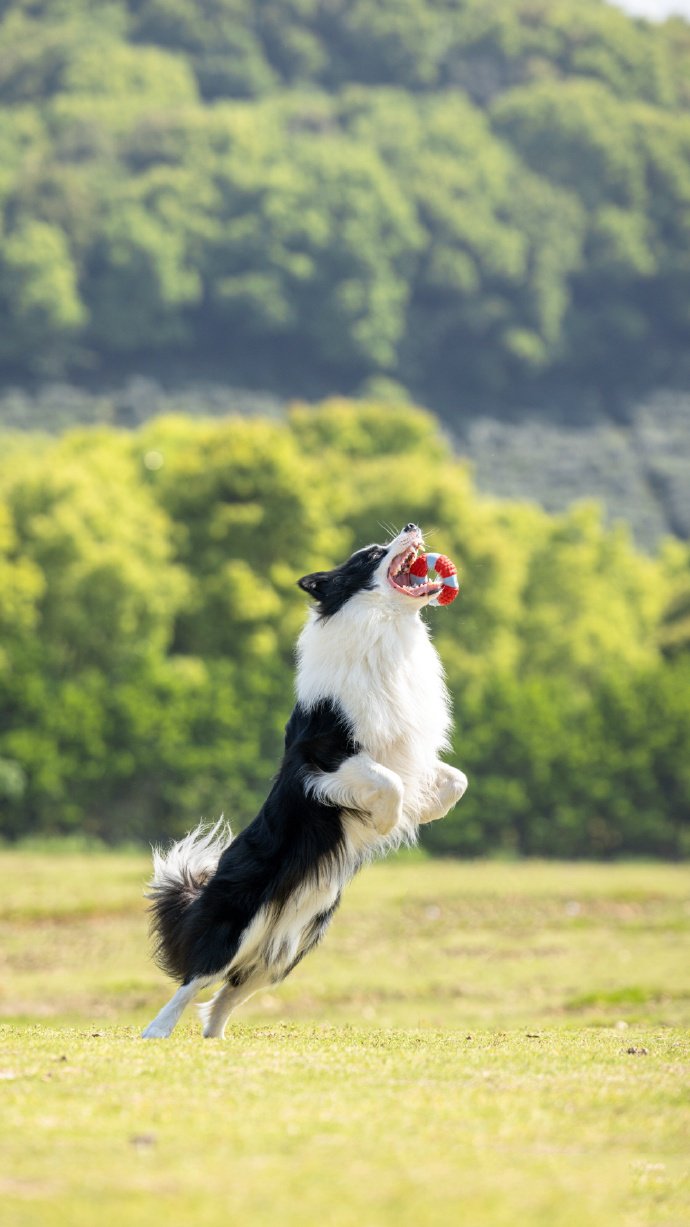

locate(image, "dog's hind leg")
[[142, 975, 215, 1039], [198, 975, 266, 1039]]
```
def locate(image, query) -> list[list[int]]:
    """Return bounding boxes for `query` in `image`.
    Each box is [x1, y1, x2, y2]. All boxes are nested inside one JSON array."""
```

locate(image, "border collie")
[[142, 524, 467, 1039]]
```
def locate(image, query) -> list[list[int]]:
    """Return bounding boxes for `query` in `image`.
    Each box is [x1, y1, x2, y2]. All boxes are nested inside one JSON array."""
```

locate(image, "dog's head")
[[297, 524, 443, 617]]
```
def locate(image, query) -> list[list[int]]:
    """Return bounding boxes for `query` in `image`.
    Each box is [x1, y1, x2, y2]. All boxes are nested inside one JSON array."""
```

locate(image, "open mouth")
[[387, 541, 443, 599]]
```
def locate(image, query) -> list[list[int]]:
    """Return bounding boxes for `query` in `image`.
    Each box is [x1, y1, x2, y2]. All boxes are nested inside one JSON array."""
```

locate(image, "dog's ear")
[[297, 571, 332, 600]]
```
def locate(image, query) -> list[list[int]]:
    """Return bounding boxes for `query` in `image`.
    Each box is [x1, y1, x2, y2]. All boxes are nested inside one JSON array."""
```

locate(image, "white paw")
[[448, 769, 468, 804], [419, 767, 469, 824], [369, 775, 404, 835]]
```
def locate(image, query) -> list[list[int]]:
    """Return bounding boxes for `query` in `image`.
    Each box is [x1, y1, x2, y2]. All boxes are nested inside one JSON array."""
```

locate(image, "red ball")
[[409, 555, 429, 577]]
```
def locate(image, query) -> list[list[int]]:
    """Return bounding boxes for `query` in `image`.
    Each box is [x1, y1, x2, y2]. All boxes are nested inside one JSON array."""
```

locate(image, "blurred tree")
[[0, 219, 85, 368], [130, 0, 278, 98], [135, 413, 345, 658], [339, 88, 584, 389], [1, 0, 690, 392], [0, 433, 187, 836], [493, 79, 690, 382], [0, 402, 687, 852]]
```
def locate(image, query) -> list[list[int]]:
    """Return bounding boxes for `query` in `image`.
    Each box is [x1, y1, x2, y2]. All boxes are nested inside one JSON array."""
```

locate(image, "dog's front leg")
[[418, 762, 468, 825], [306, 752, 404, 835]]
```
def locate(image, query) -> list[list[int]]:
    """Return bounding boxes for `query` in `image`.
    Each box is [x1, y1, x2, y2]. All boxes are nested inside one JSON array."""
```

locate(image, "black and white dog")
[[142, 524, 467, 1039]]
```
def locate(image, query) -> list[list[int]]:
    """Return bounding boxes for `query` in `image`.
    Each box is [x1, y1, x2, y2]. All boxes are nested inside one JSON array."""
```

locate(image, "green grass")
[[1, 852, 689, 1226]]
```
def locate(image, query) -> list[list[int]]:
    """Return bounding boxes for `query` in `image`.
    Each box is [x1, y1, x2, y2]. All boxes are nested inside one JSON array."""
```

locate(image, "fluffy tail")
[[147, 819, 231, 981]]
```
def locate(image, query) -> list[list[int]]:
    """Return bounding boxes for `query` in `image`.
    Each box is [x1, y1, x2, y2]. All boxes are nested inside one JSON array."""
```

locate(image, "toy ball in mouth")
[[409, 553, 459, 606]]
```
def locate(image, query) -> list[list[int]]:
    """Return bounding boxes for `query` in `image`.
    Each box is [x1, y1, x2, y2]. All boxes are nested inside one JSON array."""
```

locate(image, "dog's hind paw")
[[141, 1021, 172, 1039]]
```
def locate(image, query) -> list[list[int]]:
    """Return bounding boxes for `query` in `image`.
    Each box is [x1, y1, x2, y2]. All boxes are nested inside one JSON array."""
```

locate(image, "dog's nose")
[[403, 523, 417, 534]]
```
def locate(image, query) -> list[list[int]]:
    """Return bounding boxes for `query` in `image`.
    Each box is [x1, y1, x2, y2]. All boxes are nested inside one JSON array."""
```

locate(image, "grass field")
[[1, 850, 689, 1226]]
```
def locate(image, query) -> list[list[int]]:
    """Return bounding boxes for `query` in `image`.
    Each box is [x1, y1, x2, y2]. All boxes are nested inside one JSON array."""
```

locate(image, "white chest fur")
[[296, 596, 452, 820]]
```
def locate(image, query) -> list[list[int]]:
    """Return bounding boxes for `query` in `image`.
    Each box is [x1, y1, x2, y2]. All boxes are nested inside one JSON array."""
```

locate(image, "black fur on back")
[[297, 544, 387, 617], [148, 698, 362, 984]]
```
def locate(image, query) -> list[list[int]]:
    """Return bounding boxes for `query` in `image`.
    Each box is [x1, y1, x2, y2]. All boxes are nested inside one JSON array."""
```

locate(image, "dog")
[[142, 523, 467, 1039]]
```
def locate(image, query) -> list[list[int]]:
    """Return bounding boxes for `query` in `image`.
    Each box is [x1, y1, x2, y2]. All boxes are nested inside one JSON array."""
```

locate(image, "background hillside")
[[2, 0, 690, 409]]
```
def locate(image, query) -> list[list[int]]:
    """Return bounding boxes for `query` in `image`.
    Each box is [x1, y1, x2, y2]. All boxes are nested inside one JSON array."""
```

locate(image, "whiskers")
[[378, 520, 400, 541]]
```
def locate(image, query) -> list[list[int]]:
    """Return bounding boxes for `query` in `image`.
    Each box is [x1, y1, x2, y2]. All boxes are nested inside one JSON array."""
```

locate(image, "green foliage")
[[0, 219, 85, 364], [491, 80, 690, 376], [338, 87, 585, 386], [1, 0, 690, 393], [0, 402, 688, 855]]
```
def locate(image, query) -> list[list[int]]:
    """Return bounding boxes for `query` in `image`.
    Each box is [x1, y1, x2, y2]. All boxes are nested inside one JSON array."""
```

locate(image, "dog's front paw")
[[141, 1021, 172, 1039], [444, 768, 468, 807], [368, 771, 404, 835], [373, 802, 403, 837], [419, 765, 468, 824]]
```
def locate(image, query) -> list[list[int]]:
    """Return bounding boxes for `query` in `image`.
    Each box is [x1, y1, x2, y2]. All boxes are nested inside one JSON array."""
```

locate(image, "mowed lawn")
[[1, 851, 688, 1226]]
